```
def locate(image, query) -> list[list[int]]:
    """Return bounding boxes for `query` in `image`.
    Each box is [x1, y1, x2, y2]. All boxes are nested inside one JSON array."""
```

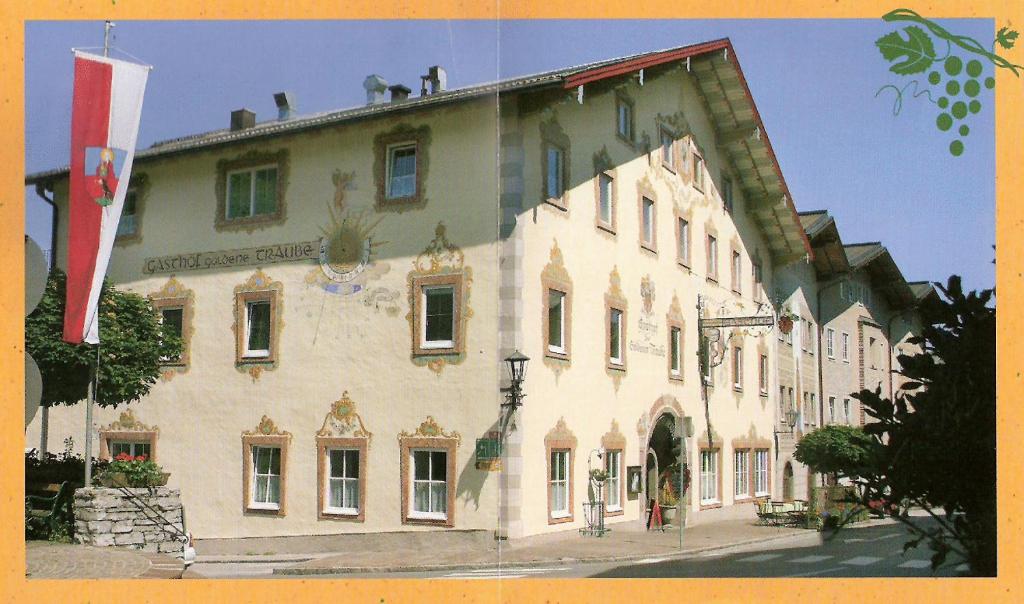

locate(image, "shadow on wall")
[[455, 418, 503, 510]]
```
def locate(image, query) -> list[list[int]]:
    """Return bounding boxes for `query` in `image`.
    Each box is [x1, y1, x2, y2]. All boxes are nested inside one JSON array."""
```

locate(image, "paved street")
[[186, 518, 969, 579]]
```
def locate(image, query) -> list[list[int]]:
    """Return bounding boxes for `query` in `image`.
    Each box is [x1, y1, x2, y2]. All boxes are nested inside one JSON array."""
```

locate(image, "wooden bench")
[[26, 481, 74, 537]]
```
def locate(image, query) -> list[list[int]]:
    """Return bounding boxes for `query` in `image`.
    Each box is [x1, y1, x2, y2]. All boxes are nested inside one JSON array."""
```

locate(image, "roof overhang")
[[800, 211, 850, 280], [566, 39, 813, 264], [850, 245, 917, 309]]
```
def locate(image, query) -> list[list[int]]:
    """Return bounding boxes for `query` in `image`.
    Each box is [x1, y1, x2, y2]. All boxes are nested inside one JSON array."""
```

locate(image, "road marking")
[[955, 564, 969, 572], [636, 557, 670, 564], [841, 556, 882, 566], [789, 555, 833, 564], [899, 559, 932, 569], [736, 553, 783, 562], [438, 567, 563, 580], [786, 566, 844, 577]]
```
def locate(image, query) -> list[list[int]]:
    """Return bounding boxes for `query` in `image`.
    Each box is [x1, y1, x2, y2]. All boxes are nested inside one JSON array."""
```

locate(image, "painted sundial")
[[318, 208, 383, 283]]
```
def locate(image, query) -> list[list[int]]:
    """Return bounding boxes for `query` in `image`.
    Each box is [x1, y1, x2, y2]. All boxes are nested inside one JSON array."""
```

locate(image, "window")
[[411, 273, 465, 356], [669, 326, 682, 379], [758, 354, 769, 394], [244, 300, 271, 358], [722, 177, 734, 213], [159, 306, 184, 363], [677, 217, 690, 267], [731, 250, 742, 293], [732, 346, 743, 390], [249, 445, 282, 510], [752, 260, 763, 301], [829, 397, 837, 424], [547, 289, 567, 355], [707, 235, 718, 280], [616, 95, 634, 142], [843, 398, 851, 424], [116, 188, 138, 238], [693, 152, 705, 191], [869, 336, 879, 369], [325, 449, 360, 515], [110, 441, 151, 459], [779, 386, 786, 416], [546, 144, 565, 201], [410, 449, 448, 520], [640, 197, 656, 250], [700, 449, 719, 505], [227, 165, 278, 219], [660, 129, 674, 169], [808, 322, 815, 355], [841, 332, 850, 362], [734, 449, 750, 498], [753, 449, 769, 496], [597, 173, 614, 229], [549, 449, 570, 518], [826, 328, 836, 359], [605, 450, 622, 511], [386, 143, 417, 199], [608, 308, 624, 367]]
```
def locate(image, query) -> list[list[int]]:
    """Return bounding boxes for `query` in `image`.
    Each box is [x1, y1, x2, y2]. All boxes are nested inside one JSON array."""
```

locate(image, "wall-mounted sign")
[[627, 465, 642, 499], [700, 315, 775, 328], [143, 240, 320, 274], [475, 437, 502, 461]]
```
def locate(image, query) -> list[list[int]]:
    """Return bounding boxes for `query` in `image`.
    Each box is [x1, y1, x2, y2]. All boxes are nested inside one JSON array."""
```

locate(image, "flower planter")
[[661, 505, 678, 526], [151, 472, 171, 487], [96, 472, 129, 487]]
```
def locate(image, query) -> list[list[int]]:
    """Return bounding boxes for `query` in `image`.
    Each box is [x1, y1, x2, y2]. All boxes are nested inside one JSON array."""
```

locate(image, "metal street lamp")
[[775, 409, 799, 435], [499, 351, 530, 440]]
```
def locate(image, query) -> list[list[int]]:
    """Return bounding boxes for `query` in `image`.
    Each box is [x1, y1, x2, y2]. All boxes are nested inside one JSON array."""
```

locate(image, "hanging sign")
[[699, 315, 775, 328]]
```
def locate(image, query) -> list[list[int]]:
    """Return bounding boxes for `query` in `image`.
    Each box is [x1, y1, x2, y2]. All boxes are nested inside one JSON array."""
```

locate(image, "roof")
[[799, 210, 849, 279], [26, 39, 812, 261], [843, 242, 917, 308], [908, 281, 937, 302]]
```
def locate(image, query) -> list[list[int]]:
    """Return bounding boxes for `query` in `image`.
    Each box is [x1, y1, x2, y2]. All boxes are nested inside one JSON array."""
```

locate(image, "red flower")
[[115, 452, 131, 461], [135, 455, 147, 462]]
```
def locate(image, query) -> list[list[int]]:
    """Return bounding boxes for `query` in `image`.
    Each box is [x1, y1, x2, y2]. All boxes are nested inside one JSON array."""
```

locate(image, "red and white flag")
[[63, 51, 149, 344]]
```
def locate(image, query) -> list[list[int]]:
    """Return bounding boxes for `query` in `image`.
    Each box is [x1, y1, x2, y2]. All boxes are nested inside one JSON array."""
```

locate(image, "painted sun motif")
[[318, 203, 387, 283]]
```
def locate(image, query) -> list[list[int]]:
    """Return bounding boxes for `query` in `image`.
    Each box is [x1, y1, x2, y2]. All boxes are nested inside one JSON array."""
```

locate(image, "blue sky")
[[24, 19, 996, 292]]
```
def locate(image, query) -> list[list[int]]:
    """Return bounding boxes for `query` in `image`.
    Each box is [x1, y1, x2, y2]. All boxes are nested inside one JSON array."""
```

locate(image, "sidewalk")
[[190, 517, 821, 577], [26, 541, 185, 579]]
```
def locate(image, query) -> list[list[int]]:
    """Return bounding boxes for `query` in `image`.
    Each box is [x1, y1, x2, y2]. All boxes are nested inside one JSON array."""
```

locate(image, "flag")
[[63, 51, 149, 344]]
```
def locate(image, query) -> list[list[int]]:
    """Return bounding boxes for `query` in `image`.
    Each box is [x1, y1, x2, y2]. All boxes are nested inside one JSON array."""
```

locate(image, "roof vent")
[[230, 108, 256, 131], [419, 65, 447, 95], [273, 92, 295, 120], [363, 74, 389, 105], [388, 84, 412, 103]]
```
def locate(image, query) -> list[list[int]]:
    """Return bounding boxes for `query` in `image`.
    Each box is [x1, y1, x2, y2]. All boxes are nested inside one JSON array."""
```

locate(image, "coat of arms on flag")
[[63, 51, 150, 344]]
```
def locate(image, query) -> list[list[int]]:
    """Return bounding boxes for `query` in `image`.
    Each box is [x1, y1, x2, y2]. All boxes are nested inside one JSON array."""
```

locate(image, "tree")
[[794, 425, 876, 485], [25, 269, 181, 408], [853, 275, 995, 575]]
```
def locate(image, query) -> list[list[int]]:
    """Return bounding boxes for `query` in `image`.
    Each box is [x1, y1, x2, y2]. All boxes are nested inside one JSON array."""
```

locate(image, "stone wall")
[[73, 487, 185, 555]]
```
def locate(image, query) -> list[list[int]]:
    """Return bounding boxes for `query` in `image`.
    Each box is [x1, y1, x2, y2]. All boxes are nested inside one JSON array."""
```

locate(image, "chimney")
[[363, 74, 388, 105], [274, 92, 295, 120], [230, 108, 256, 131], [388, 84, 412, 103], [419, 66, 447, 96]]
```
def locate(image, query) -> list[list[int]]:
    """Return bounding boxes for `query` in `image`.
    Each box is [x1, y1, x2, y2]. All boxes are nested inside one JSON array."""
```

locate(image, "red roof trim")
[[563, 38, 814, 261]]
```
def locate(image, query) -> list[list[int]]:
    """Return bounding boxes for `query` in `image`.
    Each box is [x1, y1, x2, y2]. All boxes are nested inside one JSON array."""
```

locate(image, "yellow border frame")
[[4, 1, 1021, 602]]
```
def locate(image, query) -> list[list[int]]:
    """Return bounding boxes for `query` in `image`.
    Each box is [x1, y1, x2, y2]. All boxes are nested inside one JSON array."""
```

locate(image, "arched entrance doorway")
[[646, 412, 683, 524], [783, 462, 794, 501]]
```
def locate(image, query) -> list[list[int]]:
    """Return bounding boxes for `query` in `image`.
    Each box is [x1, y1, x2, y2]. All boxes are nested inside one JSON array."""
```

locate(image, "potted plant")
[[96, 453, 169, 487], [659, 481, 679, 525], [777, 308, 798, 335], [589, 468, 608, 485]]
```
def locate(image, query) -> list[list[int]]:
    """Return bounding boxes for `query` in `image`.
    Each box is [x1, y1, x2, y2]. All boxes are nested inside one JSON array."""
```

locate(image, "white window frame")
[[843, 398, 851, 424], [609, 308, 624, 366], [324, 448, 360, 516], [753, 449, 769, 496], [670, 326, 682, 377], [732, 346, 743, 390], [641, 197, 655, 246], [116, 187, 139, 237], [243, 300, 271, 359], [826, 328, 835, 359], [420, 285, 455, 350], [731, 251, 742, 292], [617, 100, 633, 140], [605, 450, 622, 512], [734, 450, 750, 499], [226, 163, 278, 219], [546, 144, 565, 200], [829, 396, 837, 424], [110, 440, 151, 459], [158, 306, 185, 363], [707, 235, 718, 279], [841, 332, 850, 363], [550, 449, 570, 519], [678, 217, 690, 265], [386, 142, 418, 199], [660, 129, 674, 167], [700, 450, 719, 505], [722, 177, 733, 213], [598, 173, 613, 225], [547, 289, 566, 354], [693, 152, 705, 191], [409, 448, 448, 521], [759, 354, 769, 394], [249, 445, 282, 510]]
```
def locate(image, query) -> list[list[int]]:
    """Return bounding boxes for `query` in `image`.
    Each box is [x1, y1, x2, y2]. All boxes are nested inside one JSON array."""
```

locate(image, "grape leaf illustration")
[[996, 27, 1018, 50], [876, 26, 937, 74]]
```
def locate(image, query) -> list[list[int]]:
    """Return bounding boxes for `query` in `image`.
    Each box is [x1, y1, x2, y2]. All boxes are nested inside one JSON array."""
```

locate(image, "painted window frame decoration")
[[732, 345, 743, 391], [406, 222, 473, 374], [149, 276, 195, 378], [666, 293, 685, 383], [541, 240, 573, 367], [706, 231, 719, 282], [540, 113, 571, 211], [605, 267, 628, 383], [98, 408, 158, 462], [675, 211, 691, 269], [545, 417, 578, 525], [398, 416, 460, 527], [601, 420, 627, 516], [659, 127, 677, 172], [215, 149, 289, 232], [374, 123, 431, 212], [614, 88, 635, 145], [731, 249, 742, 294], [241, 416, 292, 517], [593, 146, 617, 234], [385, 142, 418, 200], [692, 148, 706, 192], [232, 269, 284, 377], [759, 353, 769, 396], [113, 172, 148, 245], [316, 391, 372, 522]]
